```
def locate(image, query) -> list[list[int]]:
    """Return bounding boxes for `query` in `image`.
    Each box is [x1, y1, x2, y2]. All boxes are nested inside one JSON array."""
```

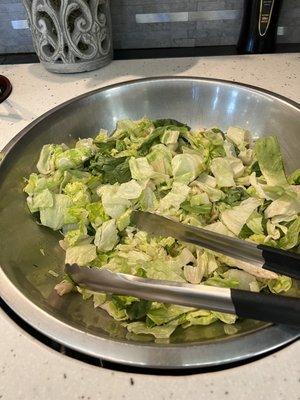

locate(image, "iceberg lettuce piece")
[[147, 304, 194, 325], [117, 180, 143, 200], [210, 157, 235, 187], [184, 264, 203, 284], [98, 185, 130, 218], [264, 192, 300, 219], [63, 181, 90, 206], [183, 310, 218, 327], [64, 205, 88, 225], [86, 201, 109, 228], [26, 188, 53, 213], [226, 126, 251, 150], [227, 157, 245, 178], [172, 153, 204, 184], [212, 312, 237, 324], [65, 243, 97, 266], [138, 186, 157, 211], [158, 182, 190, 212], [224, 269, 260, 292], [144, 260, 185, 282], [129, 157, 154, 181], [147, 144, 172, 175], [204, 221, 235, 237], [55, 146, 93, 171], [64, 221, 88, 247], [220, 197, 261, 235], [278, 216, 300, 249], [255, 136, 288, 186], [218, 254, 278, 279], [100, 301, 128, 321], [24, 170, 64, 196], [266, 220, 281, 240], [191, 174, 224, 202], [223, 139, 237, 158], [40, 194, 72, 230], [37, 144, 65, 175], [204, 274, 239, 288], [238, 148, 253, 165], [116, 209, 132, 231], [94, 219, 119, 252], [246, 211, 264, 235], [268, 276, 292, 294], [161, 130, 179, 148]]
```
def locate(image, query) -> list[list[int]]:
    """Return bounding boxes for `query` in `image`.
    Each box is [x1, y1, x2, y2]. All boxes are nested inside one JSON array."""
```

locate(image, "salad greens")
[[24, 118, 300, 341]]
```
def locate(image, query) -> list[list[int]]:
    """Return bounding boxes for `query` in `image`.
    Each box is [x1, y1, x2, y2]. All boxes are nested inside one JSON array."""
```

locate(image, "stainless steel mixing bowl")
[[0, 77, 299, 369]]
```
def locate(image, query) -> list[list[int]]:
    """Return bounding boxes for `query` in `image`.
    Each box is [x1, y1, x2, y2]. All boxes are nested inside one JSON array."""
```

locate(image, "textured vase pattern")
[[23, 0, 112, 73]]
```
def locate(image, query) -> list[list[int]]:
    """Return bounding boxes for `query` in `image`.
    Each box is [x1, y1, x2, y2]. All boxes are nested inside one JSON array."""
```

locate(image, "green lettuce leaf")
[[98, 185, 130, 218], [129, 157, 155, 181], [220, 197, 261, 235], [268, 276, 292, 294], [158, 182, 190, 212], [224, 269, 260, 291], [40, 194, 72, 230], [172, 153, 204, 184], [223, 187, 249, 206], [278, 216, 300, 249], [86, 201, 109, 228], [100, 301, 128, 321], [210, 157, 235, 187], [153, 119, 190, 130], [264, 191, 300, 219], [117, 180, 143, 200], [89, 154, 131, 184], [226, 126, 251, 150], [204, 274, 239, 288], [288, 169, 300, 185], [94, 219, 119, 251], [255, 136, 288, 186], [26, 188, 54, 213], [63, 181, 90, 206], [36, 144, 65, 174], [147, 144, 172, 175], [65, 244, 97, 266], [147, 304, 194, 326]]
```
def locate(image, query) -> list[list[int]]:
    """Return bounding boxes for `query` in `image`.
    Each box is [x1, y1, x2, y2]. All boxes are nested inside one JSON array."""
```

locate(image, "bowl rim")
[[1, 76, 299, 369]]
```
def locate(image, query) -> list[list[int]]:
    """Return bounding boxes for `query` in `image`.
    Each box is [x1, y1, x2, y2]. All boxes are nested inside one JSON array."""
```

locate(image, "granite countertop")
[[0, 53, 300, 400]]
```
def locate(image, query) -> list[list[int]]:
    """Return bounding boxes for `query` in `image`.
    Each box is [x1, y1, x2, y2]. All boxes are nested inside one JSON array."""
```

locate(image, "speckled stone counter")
[[0, 53, 300, 400]]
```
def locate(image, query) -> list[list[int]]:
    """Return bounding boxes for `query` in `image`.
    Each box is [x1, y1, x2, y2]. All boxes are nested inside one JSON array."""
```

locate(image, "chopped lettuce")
[[278, 216, 300, 249], [94, 219, 119, 251], [98, 185, 130, 218], [226, 126, 251, 150], [40, 194, 72, 230], [172, 153, 204, 184], [65, 243, 97, 266], [255, 136, 288, 186], [158, 182, 190, 212], [210, 157, 235, 187], [221, 197, 261, 235], [25, 119, 300, 341], [268, 276, 292, 294]]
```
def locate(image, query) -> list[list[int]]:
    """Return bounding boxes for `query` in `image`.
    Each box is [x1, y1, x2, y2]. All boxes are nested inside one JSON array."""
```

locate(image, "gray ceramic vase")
[[23, 0, 113, 73]]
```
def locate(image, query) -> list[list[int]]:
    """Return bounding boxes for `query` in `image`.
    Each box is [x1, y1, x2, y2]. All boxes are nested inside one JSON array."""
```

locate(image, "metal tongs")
[[131, 211, 300, 280], [65, 211, 300, 327]]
